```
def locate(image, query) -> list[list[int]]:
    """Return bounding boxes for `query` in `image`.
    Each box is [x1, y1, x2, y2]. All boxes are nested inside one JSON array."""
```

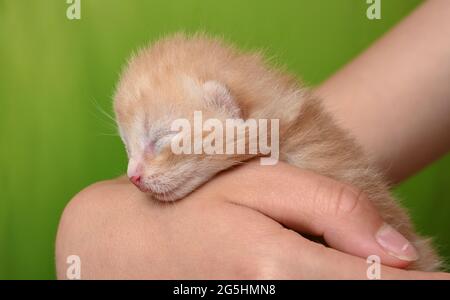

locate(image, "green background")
[[0, 0, 448, 279]]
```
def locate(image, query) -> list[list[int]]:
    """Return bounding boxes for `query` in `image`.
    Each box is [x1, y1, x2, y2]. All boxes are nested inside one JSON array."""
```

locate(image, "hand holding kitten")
[[56, 163, 450, 279]]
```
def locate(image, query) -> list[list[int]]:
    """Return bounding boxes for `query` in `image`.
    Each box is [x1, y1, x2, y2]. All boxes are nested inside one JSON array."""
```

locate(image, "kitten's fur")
[[114, 33, 441, 271]]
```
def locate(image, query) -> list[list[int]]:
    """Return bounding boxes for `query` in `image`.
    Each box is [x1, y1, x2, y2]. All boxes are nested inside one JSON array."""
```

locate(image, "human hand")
[[203, 160, 420, 268], [56, 161, 449, 279]]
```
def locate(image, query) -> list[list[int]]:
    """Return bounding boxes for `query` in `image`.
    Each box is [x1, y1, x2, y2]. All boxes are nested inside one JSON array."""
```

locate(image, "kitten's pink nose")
[[130, 175, 141, 187]]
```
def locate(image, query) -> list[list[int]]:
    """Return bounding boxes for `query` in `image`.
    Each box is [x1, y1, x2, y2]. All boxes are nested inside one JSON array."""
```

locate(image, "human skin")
[[317, 0, 450, 183], [56, 164, 449, 279], [56, 0, 450, 279]]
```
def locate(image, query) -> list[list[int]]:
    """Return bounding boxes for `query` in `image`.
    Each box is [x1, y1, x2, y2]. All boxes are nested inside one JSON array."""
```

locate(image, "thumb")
[[216, 161, 419, 268]]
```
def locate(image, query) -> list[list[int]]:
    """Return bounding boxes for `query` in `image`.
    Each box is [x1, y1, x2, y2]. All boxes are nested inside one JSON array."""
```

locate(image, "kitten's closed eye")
[[149, 129, 180, 154]]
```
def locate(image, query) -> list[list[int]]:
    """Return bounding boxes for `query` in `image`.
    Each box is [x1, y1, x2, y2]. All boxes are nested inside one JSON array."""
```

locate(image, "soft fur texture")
[[114, 33, 441, 271]]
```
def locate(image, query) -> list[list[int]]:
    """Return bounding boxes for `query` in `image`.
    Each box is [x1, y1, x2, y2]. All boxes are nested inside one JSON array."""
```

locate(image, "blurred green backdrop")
[[0, 0, 449, 279]]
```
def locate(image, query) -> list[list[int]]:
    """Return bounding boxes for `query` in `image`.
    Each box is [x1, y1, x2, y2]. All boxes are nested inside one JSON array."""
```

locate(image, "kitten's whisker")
[[91, 97, 118, 134], [89, 110, 118, 135], [92, 97, 116, 123], [96, 132, 120, 137]]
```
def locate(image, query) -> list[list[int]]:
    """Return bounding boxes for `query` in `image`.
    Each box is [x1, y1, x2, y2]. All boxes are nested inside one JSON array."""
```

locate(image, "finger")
[[278, 231, 450, 279], [212, 161, 419, 268]]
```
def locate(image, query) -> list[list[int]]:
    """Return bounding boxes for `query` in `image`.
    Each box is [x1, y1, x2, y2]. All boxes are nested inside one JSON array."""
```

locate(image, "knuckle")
[[331, 183, 366, 217]]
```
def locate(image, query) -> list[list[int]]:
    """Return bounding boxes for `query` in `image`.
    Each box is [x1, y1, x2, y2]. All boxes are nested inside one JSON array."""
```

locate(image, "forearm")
[[316, 0, 450, 183]]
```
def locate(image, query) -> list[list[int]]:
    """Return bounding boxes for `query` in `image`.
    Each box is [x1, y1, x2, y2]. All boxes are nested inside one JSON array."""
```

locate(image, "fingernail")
[[375, 223, 419, 262]]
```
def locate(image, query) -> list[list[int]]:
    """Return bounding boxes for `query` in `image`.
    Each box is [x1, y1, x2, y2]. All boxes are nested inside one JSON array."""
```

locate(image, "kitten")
[[114, 33, 441, 271]]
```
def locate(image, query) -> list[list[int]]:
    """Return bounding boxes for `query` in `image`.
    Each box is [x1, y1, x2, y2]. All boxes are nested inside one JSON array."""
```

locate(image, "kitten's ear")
[[202, 81, 241, 118]]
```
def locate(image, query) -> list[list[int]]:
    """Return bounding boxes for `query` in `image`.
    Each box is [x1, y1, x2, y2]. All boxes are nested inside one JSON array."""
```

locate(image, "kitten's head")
[[115, 72, 254, 201], [114, 34, 298, 201]]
